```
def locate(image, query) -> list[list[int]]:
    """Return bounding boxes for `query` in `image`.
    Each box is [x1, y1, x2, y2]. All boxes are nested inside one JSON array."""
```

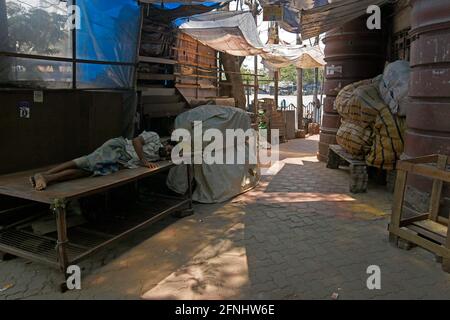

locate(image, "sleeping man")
[[30, 131, 173, 191]]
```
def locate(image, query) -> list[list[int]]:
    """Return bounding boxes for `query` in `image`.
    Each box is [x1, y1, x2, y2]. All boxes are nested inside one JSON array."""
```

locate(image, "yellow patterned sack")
[[354, 84, 385, 126], [335, 76, 382, 125], [336, 120, 373, 156], [366, 109, 406, 170], [334, 79, 372, 122]]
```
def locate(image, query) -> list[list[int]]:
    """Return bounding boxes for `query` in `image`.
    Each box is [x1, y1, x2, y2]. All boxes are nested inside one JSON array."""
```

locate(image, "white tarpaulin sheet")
[[262, 44, 325, 69], [179, 11, 325, 69], [166, 105, 260, 203], [179, 11, 265, 56]]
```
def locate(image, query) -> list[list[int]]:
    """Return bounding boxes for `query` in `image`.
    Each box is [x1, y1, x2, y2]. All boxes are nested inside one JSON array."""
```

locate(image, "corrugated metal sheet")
[[261, 0, 388, 39], [299, 0, 388, 40]]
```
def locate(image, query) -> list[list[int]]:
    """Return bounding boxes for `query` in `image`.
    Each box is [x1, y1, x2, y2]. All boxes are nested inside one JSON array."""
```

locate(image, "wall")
[[393, 0, 412, 33], [0, 90, 124, 174]]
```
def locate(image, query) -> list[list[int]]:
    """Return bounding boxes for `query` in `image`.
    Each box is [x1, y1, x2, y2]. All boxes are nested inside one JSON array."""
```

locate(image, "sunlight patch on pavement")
[[141, 223, 249, 300], [261, 156, 319, 176], [243, 192, 356, 203]]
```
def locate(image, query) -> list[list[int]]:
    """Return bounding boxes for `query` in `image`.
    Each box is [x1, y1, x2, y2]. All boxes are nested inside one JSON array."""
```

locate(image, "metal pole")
[[296, 68, 303, 131], [0, 0, 10, 80], [252, 0, 258, 123], [274, 22, 279, 108], [246, 78, 249, 107], [313, 36, 320, 122], [296, 33, 303, 131], [71, 0, 77, 89]]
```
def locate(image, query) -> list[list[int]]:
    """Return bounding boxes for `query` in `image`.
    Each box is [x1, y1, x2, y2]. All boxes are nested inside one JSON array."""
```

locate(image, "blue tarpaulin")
[[0, 0, 229, 89], [76, 0, 141, 89]]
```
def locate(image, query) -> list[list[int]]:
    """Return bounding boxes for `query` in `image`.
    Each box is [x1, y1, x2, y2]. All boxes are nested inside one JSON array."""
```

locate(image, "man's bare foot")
[[29, 176, 36, 188], [33, 174, 47, 191]]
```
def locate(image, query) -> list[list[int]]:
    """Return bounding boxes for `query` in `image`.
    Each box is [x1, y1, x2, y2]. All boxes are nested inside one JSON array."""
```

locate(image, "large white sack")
[[379, 60, 410, 114]]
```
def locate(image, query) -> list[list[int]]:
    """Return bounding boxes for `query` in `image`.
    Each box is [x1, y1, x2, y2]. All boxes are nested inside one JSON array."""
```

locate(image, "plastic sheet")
[[76, 0, 139, 63], [0, 56, 72, 89], [76, 63, 134, 89], [75, 0, 139, 88], [1, 0, 71, 57], [1, 0, 140, 89], [179, 11, 324, 68]]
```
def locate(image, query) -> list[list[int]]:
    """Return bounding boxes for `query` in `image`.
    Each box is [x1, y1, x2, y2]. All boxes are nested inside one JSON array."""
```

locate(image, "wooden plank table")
[[0, 161, 193, 288]]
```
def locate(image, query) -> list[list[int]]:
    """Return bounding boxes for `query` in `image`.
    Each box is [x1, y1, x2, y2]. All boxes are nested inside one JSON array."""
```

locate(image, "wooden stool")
[[388, 154, 450, 273], [327, 145, 368, 193]]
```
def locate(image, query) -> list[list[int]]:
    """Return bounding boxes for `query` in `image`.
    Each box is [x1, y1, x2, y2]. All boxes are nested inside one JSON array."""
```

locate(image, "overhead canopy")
[[178, 11, 324, 69], [259, 0, 388, 39], [178, 11, 264, 55], [140, 0, 233, 23], [141, 0, 228, 4], [258, 0, 327, 34], [262, 45, 325, 69], [299, 0, 388, 40]]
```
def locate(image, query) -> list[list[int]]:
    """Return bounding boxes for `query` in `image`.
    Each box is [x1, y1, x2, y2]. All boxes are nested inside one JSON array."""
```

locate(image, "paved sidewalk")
[[2, 136, 450, 299]]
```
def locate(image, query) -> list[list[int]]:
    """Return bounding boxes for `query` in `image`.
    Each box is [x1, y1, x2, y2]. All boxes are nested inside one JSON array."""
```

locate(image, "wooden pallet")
[[327, 144, 368, 193], [388, 154, 450, 272]]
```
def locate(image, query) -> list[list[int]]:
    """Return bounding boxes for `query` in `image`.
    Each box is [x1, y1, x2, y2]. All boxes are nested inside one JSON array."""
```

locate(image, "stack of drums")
[[404, 0, 450, 215], [318, 16, 385, 162]]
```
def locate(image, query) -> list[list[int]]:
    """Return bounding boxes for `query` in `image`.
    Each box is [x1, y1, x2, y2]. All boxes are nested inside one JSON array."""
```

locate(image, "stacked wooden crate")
[[173, 33, 222, 104], [137, 17, 186, 133], [258, 98, 287, 143]]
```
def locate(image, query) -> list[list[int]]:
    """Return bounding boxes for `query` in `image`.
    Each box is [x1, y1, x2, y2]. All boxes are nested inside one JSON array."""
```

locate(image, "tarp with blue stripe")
[[76, 0, 229, 88], [76, 0, 141, 88]]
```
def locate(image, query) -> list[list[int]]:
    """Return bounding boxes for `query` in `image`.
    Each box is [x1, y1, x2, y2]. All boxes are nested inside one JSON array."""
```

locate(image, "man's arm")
[[132, 136, 158, 169]]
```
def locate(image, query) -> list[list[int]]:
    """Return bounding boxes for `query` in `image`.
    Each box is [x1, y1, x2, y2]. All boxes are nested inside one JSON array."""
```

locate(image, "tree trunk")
[[220, 52, 246, 109]]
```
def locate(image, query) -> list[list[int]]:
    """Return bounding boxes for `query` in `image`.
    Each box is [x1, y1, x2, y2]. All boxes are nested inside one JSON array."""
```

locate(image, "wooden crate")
[[327, 145, 368, 193], [258, 98, 287, 143], [388, 154, 450, 272]]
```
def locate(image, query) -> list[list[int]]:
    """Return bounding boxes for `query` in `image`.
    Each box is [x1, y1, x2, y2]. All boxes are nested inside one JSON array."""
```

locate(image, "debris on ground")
[[0, 283, 14, 293], [331, 288, 341, 300]]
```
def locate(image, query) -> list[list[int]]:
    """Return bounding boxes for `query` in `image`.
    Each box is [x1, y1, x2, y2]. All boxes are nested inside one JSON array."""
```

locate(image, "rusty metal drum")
[[318, 16, 385, 162], [404, 0, 450, 216], [406, 0, 450, 157]]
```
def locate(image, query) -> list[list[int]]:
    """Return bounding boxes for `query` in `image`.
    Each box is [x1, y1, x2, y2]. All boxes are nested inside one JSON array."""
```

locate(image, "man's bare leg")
[[34, 169, 90, 191], [44, 161, 79, 175], [30, 161, 79, 187]]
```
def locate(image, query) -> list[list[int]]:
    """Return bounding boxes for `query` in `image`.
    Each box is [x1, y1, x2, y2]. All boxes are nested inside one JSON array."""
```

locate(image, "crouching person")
[[30, 131, 173, 191]]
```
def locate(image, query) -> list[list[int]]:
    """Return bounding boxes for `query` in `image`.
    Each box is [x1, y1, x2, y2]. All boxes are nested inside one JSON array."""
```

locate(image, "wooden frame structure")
[[388, 154, 450, 272], [0, 161, 193, 289]]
